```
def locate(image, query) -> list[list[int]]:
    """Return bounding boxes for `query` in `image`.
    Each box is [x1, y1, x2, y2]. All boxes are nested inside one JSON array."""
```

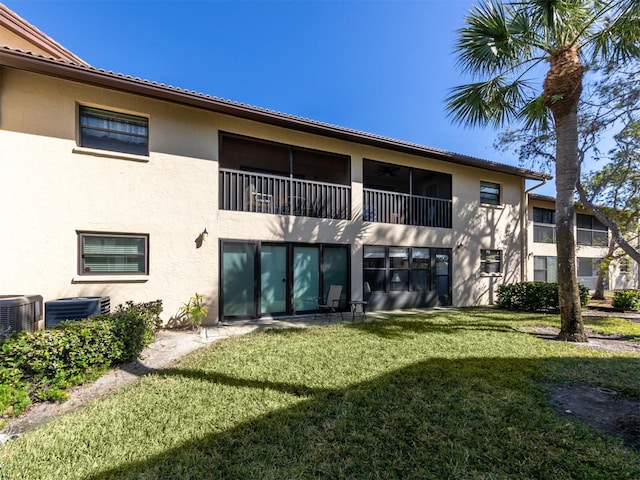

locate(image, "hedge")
[[0, 300, 162, 421], [497, 282, 590, 312], [612, 290, 640, 311]]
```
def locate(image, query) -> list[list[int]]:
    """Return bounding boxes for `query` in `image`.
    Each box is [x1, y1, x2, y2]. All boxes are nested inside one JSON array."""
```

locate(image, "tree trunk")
[[544, 48, 588, 342], [592, 238, 616, 300]]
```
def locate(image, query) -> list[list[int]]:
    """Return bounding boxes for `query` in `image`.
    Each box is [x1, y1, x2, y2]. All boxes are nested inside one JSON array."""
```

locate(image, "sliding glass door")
[[221, 241, 349, 320], [222, 242, 257, 317], [261, 245, 288, 315]]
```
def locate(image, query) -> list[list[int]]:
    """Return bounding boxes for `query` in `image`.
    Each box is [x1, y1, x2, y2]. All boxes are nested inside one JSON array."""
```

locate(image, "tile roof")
[[0, 45, 551, 181]]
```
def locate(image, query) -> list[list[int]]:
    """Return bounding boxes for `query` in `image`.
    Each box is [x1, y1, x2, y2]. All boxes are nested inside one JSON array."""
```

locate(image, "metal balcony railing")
[[219, 169, 351, 220], [363, 188, 452, 228]]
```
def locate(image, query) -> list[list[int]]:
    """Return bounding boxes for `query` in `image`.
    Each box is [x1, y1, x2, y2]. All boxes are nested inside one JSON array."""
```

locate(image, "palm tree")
[[446, 0, 640, 342]]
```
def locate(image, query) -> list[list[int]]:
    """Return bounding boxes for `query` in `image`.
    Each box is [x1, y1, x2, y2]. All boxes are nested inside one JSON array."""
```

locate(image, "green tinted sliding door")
[[222, 242, 256, 317], [261, 245, 288, 314], [293, 246, 320, 312]]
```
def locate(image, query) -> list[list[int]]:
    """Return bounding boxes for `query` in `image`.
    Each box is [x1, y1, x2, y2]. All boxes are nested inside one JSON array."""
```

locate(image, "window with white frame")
[[481, 249, 502, 274], [533, 207, 556, 243], [533, 256, 557, 282], [480, 181, 500, 205], [79, 233, 149, 275], [79, 106, 149, 156], [576, 214, 608, 246]]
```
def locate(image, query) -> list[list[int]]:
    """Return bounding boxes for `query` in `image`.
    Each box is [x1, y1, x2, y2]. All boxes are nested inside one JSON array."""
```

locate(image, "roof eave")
[[0, 48, 551, 181]]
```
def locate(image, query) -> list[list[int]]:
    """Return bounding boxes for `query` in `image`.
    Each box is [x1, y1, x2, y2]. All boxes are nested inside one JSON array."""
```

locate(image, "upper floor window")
[[78, 232, 149, 275], [576, 214, 608, 246], [533, 207, 556, 243], [480, 181, 500, 206], [481, 249, 502, 274], [79, 106, 149, 156]]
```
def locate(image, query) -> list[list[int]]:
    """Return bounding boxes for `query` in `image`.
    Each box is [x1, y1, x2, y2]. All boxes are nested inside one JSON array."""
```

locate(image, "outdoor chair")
[[315, 285, 343, 322]]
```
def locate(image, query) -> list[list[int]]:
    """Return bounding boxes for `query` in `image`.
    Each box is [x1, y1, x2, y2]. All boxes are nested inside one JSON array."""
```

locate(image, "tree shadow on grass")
[[79, 356, 640, 480], [346, 314, 521, 340]]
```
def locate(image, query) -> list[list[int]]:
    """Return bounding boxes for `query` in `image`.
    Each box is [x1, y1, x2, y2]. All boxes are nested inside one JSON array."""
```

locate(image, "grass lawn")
[[1, 310, 639, 479]]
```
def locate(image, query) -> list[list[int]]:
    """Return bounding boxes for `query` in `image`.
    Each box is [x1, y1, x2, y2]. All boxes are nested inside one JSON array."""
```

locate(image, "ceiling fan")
[[376, 165, 399, 177]]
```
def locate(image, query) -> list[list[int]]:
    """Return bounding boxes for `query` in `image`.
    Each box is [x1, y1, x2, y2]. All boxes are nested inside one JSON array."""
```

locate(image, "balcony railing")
[[363, 188, 452, 228], [219, 168, 351, 220]]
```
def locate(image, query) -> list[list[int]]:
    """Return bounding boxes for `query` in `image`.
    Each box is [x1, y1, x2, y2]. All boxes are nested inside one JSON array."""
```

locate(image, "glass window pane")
[[547, 257, 557, 282], [389, 270, 409, 291], [223, 242, 256, 316], [364, 270, 385, 292], [389, 247, 409, 268], [577, 258, 594, 277], [576, 229, 591, 246], [293, 247, 320, 311], [480, 181, 500, 205], [412, 269, 431, 292], [534, 225, 555, 243], [363, 246, 385, 268], [412, 248, 430, 269], [260, 245, 287, 314], [323, 247, 348, 308], [592, 230, 608, 246], [533, 256, 546, 270], [80, 106, 148, 156], [533, 270, 546, 282], [576, 214, 592, 229], [81, 234, 147, 274]]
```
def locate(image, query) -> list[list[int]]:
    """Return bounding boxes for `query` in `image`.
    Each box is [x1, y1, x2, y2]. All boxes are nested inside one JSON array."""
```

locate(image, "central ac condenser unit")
[[0, 295, 44, 334], [45, 296, 110, 328]]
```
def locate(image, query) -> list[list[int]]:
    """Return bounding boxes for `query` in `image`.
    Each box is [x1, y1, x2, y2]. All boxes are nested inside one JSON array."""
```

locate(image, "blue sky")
[[5, 0, 554, 194]]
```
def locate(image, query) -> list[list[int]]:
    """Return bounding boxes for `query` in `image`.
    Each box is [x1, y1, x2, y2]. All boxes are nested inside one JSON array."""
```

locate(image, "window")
[[533, 256, 557, 282], [533, 207, 556, 243], [79, 106, 149, 156], [389, 247, 409, 292], [577, 257, 602, 277], [620, 257, 632, 274], [481, 249, 502, 274], [363, 246, 433, 293], [79, 233, 148, 275], [576, 214, 608, 246], [480, 181, 500, 205]]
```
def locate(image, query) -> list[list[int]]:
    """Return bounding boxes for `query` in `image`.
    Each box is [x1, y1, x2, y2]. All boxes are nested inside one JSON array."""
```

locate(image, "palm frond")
[[455, 0, 538, 77], [446, 77, 534, 128], [590, 1, 640, 64], [521, 0, 593, 48], [518, 94, 553, 131]]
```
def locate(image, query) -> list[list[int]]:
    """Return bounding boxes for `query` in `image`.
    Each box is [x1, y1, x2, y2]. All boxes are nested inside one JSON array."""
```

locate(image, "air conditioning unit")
[[0, 295, 44, 334], [45, 296, 110, 328]]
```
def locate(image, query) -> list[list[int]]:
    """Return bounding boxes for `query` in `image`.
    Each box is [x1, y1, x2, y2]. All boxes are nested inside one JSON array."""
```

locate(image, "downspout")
[[521, 178, 548, 281]]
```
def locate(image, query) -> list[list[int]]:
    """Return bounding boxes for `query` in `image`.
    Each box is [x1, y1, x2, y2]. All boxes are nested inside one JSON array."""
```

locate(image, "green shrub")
[[497, 282, 589, 312], [0, 299, 163, 418], [612, 290, 640, 310]]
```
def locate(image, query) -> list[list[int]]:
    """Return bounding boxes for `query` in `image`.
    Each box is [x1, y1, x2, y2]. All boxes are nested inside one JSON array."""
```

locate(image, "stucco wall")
[[2, 67, 525, 323], [526, 197, 638, 290]]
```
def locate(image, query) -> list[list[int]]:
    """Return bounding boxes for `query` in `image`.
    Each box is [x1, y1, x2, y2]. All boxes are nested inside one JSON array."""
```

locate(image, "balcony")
[[219, 169, 351, 220], [363, 188, 452, 228]]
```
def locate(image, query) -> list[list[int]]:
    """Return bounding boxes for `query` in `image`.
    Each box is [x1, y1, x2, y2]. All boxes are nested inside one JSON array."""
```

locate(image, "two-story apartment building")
[[528, 194, 638, 291], [7, 5, 631, 325]]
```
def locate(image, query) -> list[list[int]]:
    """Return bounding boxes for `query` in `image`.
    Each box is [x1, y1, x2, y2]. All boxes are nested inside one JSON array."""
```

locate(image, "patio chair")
[[315, 285, 343, 322]]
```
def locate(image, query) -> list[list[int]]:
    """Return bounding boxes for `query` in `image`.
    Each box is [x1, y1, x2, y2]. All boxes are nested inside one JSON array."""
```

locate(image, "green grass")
[[2, 310, 639, 479]]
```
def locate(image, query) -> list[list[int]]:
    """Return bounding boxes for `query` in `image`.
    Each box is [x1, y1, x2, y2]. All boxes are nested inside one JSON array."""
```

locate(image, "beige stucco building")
[[1, 5, 633, 326]]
